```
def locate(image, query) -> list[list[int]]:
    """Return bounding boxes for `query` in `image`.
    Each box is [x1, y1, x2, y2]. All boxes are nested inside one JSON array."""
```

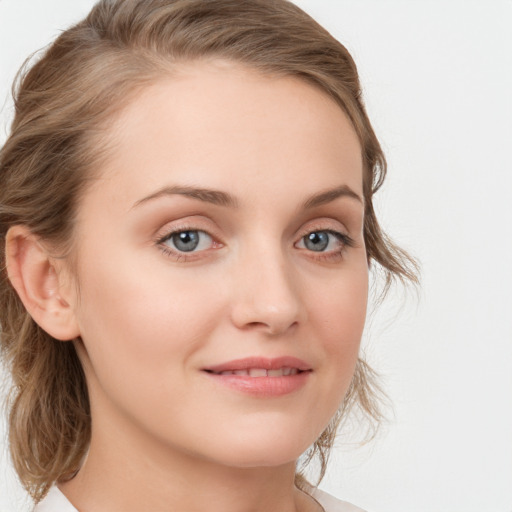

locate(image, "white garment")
[[33, 487, 78, 512], [310, 487, 367, 512], [34, 485, 366, 512]]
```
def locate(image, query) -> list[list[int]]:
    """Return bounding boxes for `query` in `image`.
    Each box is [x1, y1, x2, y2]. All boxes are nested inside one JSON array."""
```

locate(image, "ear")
[[5, 225, 80, 341]]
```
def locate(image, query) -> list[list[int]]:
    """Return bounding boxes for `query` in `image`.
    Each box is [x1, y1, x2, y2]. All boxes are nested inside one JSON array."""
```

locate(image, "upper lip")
[[203, 356, 312, 374]]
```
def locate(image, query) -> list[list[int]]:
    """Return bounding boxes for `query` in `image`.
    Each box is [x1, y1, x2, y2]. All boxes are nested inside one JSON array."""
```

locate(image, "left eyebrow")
[[301, 184, 363, 209]]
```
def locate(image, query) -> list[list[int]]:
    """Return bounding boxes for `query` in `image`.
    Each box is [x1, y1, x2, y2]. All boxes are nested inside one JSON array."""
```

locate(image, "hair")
[[0, 0, 418, 502]]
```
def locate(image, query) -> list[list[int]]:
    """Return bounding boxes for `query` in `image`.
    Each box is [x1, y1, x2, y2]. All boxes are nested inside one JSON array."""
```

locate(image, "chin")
[[217, 450, 302, 470], [199, 428, 316, 469]]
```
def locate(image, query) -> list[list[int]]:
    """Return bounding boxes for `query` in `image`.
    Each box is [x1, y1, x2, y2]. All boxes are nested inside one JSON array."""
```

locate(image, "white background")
[[0, 1, 511, 511]]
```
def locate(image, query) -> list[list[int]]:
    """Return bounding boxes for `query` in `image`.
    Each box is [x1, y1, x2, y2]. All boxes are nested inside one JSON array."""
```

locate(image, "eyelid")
[[153, 216, 356, 263], [295, 229, 354, 250], [154, 215, 221, 242], [154, 219, 224, 261], [295, 218, 352, 240], [293, 219, 356, 261]]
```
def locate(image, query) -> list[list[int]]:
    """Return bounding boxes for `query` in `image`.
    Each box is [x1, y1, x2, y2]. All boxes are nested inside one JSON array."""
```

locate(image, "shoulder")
[[33, 487, 78, 512], [309, 486, 368, 512]]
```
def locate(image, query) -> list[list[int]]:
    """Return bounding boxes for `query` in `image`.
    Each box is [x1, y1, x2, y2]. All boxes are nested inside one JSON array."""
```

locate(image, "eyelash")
[[155, 225, 355, 263], [155, 225, 219, 262], [296, 229, 355, 262]]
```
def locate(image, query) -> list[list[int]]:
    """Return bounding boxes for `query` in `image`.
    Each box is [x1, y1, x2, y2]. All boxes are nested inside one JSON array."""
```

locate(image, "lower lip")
[[203, 371, 311, 397]]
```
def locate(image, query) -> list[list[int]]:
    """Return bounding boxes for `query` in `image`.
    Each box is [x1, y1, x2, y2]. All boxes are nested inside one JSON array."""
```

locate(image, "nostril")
[[246, 321, 267, 329]]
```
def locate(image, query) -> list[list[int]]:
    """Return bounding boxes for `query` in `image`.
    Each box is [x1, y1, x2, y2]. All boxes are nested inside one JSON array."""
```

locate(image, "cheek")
[[308, 262, 368, 387], [312, 261, 368, 340], [74, 256, 226, 382]]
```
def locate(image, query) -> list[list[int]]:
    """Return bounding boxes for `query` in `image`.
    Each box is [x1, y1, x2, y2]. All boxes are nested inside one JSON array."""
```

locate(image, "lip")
[[203, 356, 312, 373], [202, 356, 312, 397]]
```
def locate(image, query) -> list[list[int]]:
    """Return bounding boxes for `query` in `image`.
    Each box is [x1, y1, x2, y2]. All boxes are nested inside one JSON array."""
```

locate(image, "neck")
[[58, 403, 319, 512]]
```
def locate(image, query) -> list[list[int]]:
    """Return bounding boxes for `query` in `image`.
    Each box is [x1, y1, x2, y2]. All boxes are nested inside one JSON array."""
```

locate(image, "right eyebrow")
[[131, 185, 239, 209]]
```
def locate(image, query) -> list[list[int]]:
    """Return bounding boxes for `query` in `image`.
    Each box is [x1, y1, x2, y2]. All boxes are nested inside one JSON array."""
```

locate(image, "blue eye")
[[304, 231, 330, 251], [162, 230, 213, 253], [297, 230, 352, 253]]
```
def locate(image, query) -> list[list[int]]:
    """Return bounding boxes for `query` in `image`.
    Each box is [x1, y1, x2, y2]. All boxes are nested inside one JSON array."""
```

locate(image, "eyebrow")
[[132, 183, 363, 210], [132, 185, 238, 209], [301, 184, 363, 209]]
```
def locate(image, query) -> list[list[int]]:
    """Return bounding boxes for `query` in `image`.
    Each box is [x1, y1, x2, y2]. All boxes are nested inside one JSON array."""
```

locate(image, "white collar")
[[34, 484, 365, 512], [34, 487, 78, 512]]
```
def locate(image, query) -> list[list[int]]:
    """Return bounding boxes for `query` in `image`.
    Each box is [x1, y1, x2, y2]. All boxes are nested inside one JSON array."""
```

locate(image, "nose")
[[229, 246, 305, 336]]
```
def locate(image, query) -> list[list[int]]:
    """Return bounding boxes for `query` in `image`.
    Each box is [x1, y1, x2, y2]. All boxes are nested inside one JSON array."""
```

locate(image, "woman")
[[0, 0, 416, 510]]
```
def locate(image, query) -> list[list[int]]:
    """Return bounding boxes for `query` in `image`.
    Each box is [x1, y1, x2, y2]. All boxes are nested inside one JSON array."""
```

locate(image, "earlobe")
[[5, 225, 80, 341]]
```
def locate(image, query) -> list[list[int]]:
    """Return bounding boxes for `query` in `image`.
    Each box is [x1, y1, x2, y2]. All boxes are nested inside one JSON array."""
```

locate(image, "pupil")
[[305, 231, 329, 251], [172, 231, 200, 252]]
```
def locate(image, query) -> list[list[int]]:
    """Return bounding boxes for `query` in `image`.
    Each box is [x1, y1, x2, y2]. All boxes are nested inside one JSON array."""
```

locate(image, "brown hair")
[[0, 0, 418, 502]]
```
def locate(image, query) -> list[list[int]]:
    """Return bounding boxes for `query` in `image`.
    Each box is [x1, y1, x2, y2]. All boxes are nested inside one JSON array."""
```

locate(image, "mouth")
[[205, 367, 305, 377], [202, 356, 312, 397], [202, 356, 312, 375]]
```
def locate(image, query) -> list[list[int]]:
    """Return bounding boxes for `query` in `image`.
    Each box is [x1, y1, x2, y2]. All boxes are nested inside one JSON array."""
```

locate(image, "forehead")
[[87, 59, 363, 208]]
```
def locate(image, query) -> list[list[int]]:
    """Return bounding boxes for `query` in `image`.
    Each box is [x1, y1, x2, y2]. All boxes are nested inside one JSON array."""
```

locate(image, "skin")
[[9, 59, 368, 511]]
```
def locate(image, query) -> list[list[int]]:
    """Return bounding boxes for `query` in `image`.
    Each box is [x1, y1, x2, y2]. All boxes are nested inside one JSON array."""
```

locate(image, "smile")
[[207, 367, 302, 377], [202, 356, 312, 397]]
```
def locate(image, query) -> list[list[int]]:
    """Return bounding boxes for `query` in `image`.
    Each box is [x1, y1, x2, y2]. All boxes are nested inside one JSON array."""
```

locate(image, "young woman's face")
[[68, 60, 368, 468]]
